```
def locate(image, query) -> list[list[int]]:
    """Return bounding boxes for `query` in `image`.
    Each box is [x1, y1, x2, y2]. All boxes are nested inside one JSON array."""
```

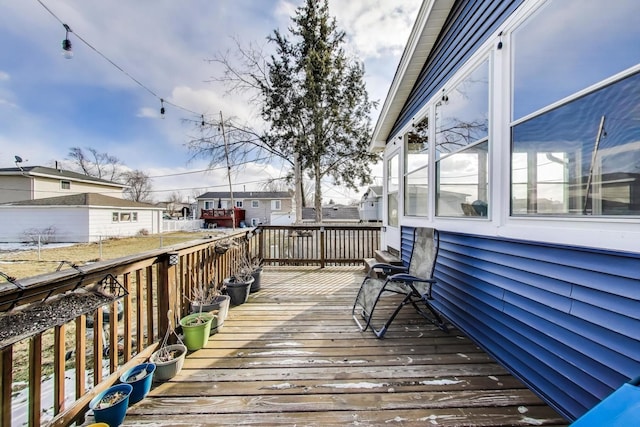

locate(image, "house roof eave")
[[370, 0, 455, 152]]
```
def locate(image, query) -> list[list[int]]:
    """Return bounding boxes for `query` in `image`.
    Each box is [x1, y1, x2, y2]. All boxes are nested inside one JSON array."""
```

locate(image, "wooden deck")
[[121, 267, 567, 426]]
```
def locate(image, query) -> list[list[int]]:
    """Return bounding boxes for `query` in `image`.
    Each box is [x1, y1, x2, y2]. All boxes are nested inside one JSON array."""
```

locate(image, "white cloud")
[[0, 71, 9, 81]]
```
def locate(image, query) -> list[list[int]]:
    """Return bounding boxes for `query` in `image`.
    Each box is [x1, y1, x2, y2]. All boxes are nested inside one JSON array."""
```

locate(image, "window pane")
[[387, 153, 400, 193], [120, 212, 131, 221], [437, 141, 489, 217], [435, 60, 489, 157], [513, 0, 640, 119], [387, 192, 399, 227], [405, 167, 428, 216], [112, 212, 119, 222], [406, 117, 429, 172], [511, 72, 640, 216]]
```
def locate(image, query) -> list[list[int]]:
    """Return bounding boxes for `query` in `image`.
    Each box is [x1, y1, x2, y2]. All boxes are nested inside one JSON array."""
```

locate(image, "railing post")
[[1, 346, 13, 427], [158, 253, 179, 342], [258, 227, 265, 262], [320, 227, 325, 268]]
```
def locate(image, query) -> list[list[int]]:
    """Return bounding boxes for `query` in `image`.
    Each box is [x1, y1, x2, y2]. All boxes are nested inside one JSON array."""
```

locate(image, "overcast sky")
[[0, 0, 420, 204]]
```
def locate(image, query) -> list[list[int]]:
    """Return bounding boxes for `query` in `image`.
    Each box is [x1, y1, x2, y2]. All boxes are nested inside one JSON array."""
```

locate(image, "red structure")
[[200, 207, 245, 228]]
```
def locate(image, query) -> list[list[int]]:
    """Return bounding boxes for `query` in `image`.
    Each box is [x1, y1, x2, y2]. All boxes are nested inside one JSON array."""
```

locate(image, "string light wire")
[[35, 0, 201, 117]]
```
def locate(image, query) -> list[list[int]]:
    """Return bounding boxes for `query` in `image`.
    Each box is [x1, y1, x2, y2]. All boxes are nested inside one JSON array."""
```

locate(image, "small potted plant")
[[120, 362, 156, 405], [223, 252, 255, 306], [89, 383, 133, 427], [150, 311, 187, 381], [249, 255, 264, 293], [186, 268, 230, 332], [179, 311, 215, 351]]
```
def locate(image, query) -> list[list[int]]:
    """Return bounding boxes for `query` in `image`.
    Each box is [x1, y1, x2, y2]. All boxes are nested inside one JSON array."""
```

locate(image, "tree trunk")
[[294, 151, 303, 224], [314, 162, 322, 223]]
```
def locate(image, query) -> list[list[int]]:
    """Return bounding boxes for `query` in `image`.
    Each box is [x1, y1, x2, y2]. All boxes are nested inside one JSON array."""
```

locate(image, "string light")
[[36, 0, 205, 121], [160, 99, 165, 118], [61, 23, 72, 59], [497, 31, 503, 50]]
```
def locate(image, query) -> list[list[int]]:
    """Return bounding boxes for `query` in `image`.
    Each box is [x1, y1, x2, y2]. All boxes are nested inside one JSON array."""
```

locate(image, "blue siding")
[[419, 231, 640, 421], [390, 0, 524, 137]]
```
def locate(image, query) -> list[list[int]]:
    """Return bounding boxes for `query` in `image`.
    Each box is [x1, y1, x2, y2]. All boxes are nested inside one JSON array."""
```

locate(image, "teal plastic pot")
[[89, 383, 132, 427], [179, 312, 214, 351], [120, 362, 156, 405]]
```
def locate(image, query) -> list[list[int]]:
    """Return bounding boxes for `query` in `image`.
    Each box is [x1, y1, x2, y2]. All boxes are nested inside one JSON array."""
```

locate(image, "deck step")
[[363, 250, 404, 278]]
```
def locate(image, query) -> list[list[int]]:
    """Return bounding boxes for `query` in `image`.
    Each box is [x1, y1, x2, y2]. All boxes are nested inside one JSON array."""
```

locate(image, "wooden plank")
[[151, 374, 532, 396], [53, 324, 65, 415], [129, 389, 548, 414], [75, 315, 86, 399], [29, 334, 42, 426], [1, 345, 12, 427], [124, 406, 564, 426], [123, 272, 132, 363]]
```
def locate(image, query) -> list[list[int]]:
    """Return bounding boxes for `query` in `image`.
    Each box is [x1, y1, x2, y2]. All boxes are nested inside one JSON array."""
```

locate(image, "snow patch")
[[320, 382, 389, 389], [488, 375, 499, 381], [248, 349, 316, 356], [264, 383, 297, 390], [265, 341, 302, 347], [385, 416, 408, 423], [521, 417, 544, 425], [457, 353, 470, 359], [518, 406, 529, 414], [420, 379, 463, 386]]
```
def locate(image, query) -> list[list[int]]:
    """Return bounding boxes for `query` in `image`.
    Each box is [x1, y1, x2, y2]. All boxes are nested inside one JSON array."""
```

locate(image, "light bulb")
[[62, 39, 73, 59]]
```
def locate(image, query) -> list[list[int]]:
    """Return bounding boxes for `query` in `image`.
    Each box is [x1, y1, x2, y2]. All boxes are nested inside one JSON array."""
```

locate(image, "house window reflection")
[[435, 60, 489, 217]]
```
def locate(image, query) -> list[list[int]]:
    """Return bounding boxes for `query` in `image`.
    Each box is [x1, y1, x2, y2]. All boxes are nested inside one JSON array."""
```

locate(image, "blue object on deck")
[[570, 377, 640, 426]]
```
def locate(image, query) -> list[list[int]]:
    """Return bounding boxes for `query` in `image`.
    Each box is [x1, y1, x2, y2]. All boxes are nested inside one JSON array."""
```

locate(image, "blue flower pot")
[[89, 383, 132, 427], [120, 362, 156, 405]]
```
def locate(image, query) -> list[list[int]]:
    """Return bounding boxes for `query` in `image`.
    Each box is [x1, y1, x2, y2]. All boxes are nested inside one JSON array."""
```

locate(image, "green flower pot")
[[179, 313, 214, 351]]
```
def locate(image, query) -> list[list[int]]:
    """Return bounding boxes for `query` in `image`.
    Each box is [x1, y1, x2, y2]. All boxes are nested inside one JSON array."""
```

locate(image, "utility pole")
[[220, 111, 235, 230]]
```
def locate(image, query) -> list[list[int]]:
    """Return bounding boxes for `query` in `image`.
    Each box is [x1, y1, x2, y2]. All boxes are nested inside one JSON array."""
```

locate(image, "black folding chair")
[[352, 227, 447, 338]]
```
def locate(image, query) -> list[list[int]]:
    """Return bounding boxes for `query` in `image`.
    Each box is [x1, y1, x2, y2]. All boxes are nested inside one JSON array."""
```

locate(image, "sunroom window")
[[404, 116, 429, 216], [435, 60, 489, 217], [513, 0, 640, 120], [511, 0, 640, 217], [512, 72, 640, 216], [387, 152, 400, 227]]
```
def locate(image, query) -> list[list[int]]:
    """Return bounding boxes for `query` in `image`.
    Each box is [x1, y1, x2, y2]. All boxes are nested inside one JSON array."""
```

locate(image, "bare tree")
[[67, 147, 123, 181], [188, 0, 377, 223], [122, 170, 153, 202]]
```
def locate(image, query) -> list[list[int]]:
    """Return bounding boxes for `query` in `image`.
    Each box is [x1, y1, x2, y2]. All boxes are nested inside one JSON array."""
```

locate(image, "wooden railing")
[[0, 230, 253, 427], [0, 224, 380, 426], [255, 224, 381, 267]]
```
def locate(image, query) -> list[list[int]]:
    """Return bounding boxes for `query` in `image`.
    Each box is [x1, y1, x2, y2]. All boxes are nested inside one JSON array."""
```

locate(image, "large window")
[[512, 72, 640, 216], [513, 0, 640, 120], [404, 117, 429, 216], [387, 152, 400, 227], [435, 60, 489, 217]]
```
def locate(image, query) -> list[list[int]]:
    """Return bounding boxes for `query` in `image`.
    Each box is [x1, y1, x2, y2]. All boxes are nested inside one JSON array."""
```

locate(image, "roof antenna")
[[14, 155, 25, 172]]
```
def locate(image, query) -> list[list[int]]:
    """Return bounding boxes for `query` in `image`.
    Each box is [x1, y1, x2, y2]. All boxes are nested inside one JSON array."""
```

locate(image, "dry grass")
[[0, 230, 225, 280]]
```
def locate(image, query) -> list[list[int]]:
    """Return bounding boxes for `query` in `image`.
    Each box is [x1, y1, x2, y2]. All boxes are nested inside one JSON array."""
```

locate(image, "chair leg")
[[411, 297, 448, 332]]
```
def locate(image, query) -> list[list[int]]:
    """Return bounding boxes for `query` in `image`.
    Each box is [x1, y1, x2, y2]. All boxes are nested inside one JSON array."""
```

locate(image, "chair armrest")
[[389, 273, 436, 283], [370, 263, 408, 274]]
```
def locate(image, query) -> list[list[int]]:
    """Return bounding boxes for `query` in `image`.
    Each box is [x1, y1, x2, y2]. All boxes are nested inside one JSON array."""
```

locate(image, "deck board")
[[122, 267, 567, 426]]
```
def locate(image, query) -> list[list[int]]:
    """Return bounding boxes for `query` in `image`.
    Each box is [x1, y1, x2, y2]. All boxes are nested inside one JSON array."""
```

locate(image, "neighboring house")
[[0, 193, 163, 242], [196, 191, 293, 226], [358, 186, 382, 222], [373, 0, 639, 422], [302, 205, 360, 223], [0, 166, 127, 204]]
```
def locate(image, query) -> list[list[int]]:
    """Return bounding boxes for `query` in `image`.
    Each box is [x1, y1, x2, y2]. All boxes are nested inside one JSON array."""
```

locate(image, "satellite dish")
[[15, 155, 23, 163]]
